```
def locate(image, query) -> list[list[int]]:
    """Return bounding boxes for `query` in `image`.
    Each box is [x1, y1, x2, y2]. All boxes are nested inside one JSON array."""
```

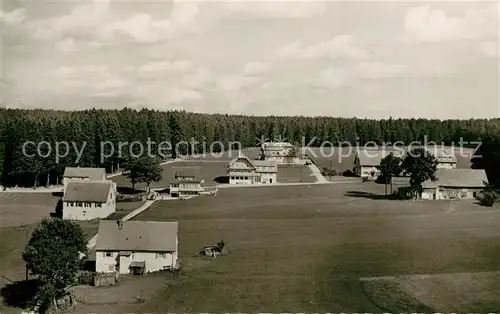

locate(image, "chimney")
[[117, 220, 123, 229]]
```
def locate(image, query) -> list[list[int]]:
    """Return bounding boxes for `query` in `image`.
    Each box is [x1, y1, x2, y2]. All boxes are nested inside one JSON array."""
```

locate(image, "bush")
[[476, 190, 499, 207], [77, 270, 95, 285], [117, 193, 146, 202], [321, 167, 338, 177], [342, 169, 356, 177]]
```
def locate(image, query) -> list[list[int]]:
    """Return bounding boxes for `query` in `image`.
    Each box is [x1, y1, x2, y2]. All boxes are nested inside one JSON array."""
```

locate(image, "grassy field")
[[0, 193, 59, 228], [0, 192, 144, 314], [71, 182, 500, 313]]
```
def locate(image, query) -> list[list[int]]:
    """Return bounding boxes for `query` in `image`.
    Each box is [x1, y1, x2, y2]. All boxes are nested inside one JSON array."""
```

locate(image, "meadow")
[[71, 183, 500, 313]]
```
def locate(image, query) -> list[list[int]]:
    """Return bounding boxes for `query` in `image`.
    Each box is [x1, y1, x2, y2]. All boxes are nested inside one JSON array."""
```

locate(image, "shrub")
[[321, 168, 338, 177], [77, 270, 95, 285], [476, 190, 499, 207]]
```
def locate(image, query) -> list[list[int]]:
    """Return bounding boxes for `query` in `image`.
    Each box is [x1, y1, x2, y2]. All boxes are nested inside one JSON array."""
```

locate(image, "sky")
[[0, 0, 499, 118]]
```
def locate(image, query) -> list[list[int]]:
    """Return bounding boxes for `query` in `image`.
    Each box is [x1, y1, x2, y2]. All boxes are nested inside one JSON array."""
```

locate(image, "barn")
[[420, 169, 488, 200]]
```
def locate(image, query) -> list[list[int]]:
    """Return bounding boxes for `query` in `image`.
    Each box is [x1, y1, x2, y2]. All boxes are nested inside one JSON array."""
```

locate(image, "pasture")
[[72, 182, 500, 313], [0, 192, 144, 314]]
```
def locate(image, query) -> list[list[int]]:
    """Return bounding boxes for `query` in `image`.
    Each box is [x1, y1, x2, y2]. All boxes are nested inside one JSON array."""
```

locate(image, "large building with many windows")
[[228, 155, 278, 184]]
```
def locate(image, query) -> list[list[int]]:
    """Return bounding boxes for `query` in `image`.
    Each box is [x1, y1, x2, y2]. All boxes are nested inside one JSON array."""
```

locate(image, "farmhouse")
[[259, 141, 308, 165], [354, 149, 405, 180], [420, 169, 488, 200], [95, 220, 179, 275], [228, 155, 278, 184], [354, 147, 458, 180], [426, 147, 457, 169], [63, 167, 106, 187], [62, 180, 117, 220], [169, 167, 204, 198]]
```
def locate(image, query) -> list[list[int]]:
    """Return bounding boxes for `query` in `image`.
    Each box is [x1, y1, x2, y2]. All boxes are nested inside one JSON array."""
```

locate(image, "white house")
[[354, 147, 458, 180], [62, 180, 116, 220], [259, 142, 308, 165], [227, 155, 278, 184], [95, 220, 179, 275], [62, 167, 106, 187], [420, 169, 488, 200], [426, 147, 457, 169], [169, 167, 204, 198], [354, 149, 405, 180]]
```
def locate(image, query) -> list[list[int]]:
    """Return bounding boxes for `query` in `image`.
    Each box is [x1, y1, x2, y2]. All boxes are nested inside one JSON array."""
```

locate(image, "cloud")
[[1, 8, 26, 25], [49, 65, 128, 95], [477, 41, 498, 58], [405, 4, 498, 42], [276, 35, 371, 59], [242, 62, 270, 76], [55, 38, 103, 54], [24, 0, 201, 45], [222, 0, 327, 19], [309, 61, 454, 90], [126, 60, 195, 79]]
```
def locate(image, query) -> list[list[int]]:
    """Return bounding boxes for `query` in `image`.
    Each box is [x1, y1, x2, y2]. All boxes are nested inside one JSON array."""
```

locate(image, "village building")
[[420, 169, 488, 200], [354, 147, 457, 181], [227, 155, 278, 184], [259, 142, 308, 165], [62, 180, 117, 220], [169, 167, 204, 198], [425, 147, 457, 169], [354, 149, 405, 180], [62, 167, 106, 187], [95, 220, 179, 275]]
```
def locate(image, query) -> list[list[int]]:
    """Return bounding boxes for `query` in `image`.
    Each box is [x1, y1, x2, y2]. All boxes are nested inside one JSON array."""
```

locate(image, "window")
[[155, 253, 159, 259], [131, 252, 135, 260], [76, 202, 83, 207], [104, 252, 112, 257], [96, 203, 102, 208], [160, 253, 167, 258], [84, 202, 91, 208], [244, 177, 248, 180]]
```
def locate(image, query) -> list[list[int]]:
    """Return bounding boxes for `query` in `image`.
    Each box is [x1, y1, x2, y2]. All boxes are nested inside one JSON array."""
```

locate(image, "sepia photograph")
[[0, 0, 499, 313]]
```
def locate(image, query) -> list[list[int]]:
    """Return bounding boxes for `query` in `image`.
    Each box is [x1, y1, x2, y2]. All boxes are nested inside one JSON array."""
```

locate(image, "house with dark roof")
[[169, 166, 204, 198], [227, 155, 278, 184], [420, 169, 488, 200], [63, 167, 106, 187], [62, 179, 117, 220], [95, 220, 179, 274]]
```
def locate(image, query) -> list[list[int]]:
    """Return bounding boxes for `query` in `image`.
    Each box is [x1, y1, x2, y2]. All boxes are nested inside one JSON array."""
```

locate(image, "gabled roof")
[[174, 166, 202, 180], [228, 155, 256, 169], [422, 169, 488, 188], [63, 167, 106, 180], [355, 149, 404, 166], [95, 220, 178, 252], [63, 180, 113, 202]]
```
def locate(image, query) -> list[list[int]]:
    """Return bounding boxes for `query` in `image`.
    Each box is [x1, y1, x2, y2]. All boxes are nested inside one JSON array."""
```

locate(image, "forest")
[[0, 108, 499, 188]]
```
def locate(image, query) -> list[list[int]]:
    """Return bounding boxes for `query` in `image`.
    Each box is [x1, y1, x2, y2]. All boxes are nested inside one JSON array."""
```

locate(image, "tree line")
[[1, 108, 500, 188]]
